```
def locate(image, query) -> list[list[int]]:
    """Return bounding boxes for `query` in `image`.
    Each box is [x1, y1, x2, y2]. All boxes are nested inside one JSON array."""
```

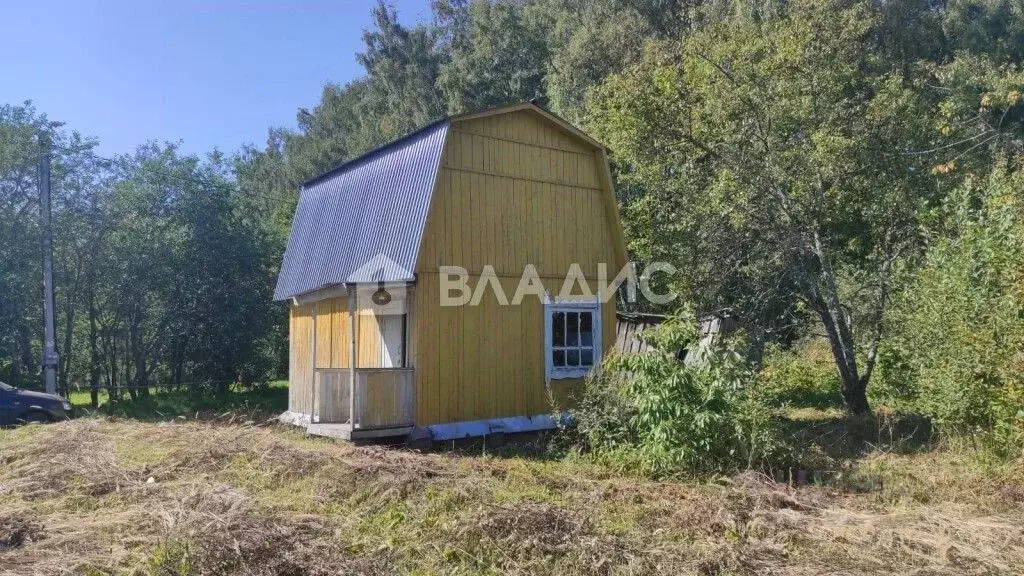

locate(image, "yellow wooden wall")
[[411, 109, 622, 426], [417, 110, 612, 279], [288, 303, 314, 414], [288, 295, 385, 414]]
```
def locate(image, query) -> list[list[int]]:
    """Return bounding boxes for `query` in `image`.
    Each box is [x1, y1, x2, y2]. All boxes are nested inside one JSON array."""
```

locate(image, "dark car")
[[0, 381, 72, 425]]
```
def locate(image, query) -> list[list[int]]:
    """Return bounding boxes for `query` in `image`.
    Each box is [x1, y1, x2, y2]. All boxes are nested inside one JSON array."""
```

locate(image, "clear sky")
[[1, 0, 433, 156]]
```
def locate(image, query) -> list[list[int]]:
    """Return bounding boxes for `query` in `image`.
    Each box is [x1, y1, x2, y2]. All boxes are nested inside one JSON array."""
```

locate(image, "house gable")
[[415, 105, 627, 278]]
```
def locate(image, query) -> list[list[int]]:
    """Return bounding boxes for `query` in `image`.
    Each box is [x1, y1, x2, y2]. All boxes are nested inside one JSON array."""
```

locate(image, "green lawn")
[[66, 380, 288, 422]]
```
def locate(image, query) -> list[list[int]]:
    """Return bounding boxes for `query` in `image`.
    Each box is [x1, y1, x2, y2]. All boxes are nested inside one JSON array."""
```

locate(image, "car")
[[0, 381, 73, 425]]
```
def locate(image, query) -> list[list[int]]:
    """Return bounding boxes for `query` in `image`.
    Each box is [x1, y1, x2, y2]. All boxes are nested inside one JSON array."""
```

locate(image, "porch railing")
[[313, 368, 351, 423], [314, 367, 414, 429]]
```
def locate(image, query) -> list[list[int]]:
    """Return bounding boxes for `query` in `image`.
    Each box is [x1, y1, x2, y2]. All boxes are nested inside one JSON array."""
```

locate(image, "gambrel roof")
[[274, 121, 448, 301], [274, 103, 624, 302]]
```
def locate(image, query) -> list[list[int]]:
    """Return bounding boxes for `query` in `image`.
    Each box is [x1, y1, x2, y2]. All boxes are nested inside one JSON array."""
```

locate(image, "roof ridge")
[[301, 101, 602, 189], [302, 117, 451, 188]]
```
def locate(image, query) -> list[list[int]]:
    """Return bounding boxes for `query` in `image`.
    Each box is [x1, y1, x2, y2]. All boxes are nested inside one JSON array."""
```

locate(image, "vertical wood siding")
[[289, 296, 387, 414], [411, 110, 621, 426], [355, 369, 415, 428], [288, 303, 314, 414], [314, 368, 351, 422]]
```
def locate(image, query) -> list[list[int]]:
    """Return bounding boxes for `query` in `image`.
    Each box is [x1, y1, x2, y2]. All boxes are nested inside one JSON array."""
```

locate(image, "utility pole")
[[39, 134, 59, 395]]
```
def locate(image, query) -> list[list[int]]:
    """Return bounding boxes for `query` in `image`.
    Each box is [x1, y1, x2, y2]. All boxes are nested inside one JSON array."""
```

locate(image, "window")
[[545, 299, 601, 380]]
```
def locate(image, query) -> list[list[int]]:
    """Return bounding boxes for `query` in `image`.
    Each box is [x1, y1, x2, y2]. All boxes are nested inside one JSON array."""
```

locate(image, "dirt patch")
[[450, 502, 640, 574], [0, 514, 44, 549]]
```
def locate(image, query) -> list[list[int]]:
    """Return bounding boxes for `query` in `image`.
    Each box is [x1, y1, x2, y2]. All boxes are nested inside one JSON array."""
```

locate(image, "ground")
[[2, 407, 1023, 575]]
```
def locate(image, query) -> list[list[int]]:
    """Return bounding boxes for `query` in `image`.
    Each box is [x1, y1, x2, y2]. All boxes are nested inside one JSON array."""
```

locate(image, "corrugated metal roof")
[[274, 120, 450, 301]]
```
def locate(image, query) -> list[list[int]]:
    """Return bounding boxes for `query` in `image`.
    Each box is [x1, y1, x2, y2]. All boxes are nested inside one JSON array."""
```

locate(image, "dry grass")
[[1, 419, 1023, 575]]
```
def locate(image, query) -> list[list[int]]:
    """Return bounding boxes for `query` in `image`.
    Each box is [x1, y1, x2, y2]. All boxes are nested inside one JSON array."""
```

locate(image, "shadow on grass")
[[74, 384, 288, 423], [781, 410, 935, 465]]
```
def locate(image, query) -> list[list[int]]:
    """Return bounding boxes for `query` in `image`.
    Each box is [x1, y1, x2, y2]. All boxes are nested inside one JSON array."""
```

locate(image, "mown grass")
[[2, 416, 1023, 575], [3, 360, 1023, 574]]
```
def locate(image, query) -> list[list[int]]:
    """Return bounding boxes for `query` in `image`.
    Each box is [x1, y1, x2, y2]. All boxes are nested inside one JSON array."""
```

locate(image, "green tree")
[[882, 167, 1024, 450], [587, 0, 940, 413], [359, 2, 446, 136], [437, 0, 549, 112]]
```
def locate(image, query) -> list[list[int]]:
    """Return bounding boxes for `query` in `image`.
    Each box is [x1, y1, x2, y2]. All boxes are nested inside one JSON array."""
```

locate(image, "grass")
[[2, 363, 1023, 574], [2, 414, 1023, 575], [66, 381, 288, 422]]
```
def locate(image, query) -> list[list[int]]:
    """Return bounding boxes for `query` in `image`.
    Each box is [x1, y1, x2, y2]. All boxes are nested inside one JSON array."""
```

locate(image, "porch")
[[304, 367, 415, 441], [286, 283, 416, 441]]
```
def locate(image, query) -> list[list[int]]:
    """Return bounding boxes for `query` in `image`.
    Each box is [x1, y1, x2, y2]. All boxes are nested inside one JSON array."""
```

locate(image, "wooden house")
[[275, 102, 627, 441]]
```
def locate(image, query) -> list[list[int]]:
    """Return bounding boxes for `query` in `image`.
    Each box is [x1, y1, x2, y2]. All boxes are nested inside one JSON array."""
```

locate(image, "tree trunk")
[[841, 379, 870, 415], [816, 305, 872, 415], [59, 285, 76, 398], [129, 317, 149, 398], [807, 233, 873, 416], [88, 289, 100, 408]]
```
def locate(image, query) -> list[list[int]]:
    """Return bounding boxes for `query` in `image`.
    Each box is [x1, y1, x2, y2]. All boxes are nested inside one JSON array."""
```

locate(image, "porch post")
[[348, 285, 357, 427], [310, 306, 317, 423]]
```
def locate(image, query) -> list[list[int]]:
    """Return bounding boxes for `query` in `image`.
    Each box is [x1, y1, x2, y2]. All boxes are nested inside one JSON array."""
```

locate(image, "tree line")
[[2, 1, 1022, 435]]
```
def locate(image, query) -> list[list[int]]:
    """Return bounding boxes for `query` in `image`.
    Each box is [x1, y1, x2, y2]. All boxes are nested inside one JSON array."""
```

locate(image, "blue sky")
[[1, 0, 432, 156]]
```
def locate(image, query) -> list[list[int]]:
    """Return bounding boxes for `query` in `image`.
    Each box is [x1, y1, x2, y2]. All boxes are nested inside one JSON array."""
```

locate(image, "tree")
[[534, 0, 653, 122], [358, 2, 446, 136], [0, 102, 97, 388], [437, 0, 549, 112], [587, 0, 939, 413], [881, 166, 1024, 446]]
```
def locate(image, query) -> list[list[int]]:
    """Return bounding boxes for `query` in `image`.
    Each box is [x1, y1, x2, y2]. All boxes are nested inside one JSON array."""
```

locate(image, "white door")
[[379, 314, 405, 368]]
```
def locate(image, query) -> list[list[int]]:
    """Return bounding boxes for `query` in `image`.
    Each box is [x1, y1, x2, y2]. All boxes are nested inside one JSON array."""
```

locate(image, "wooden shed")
[[275, 102, 627, 441]]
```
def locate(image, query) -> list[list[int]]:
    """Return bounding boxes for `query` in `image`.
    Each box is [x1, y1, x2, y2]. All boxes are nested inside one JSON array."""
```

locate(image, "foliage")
[[436, 0, 549, 112], [571, 310, 784, 476], [880, 167, 1024, 456], [0, 103, 282, 401], [585, 0, 942, 413], [759, 341, 843, 412]]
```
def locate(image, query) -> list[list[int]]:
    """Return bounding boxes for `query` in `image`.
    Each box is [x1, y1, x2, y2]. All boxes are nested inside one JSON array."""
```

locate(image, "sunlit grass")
[[65, 380, 288, 421]]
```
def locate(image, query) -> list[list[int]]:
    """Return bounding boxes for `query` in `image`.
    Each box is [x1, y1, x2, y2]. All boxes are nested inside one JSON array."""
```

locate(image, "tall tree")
[[437, 0, 549, 112], [587, 0, 940, 413], [358, 2, 446, 136]]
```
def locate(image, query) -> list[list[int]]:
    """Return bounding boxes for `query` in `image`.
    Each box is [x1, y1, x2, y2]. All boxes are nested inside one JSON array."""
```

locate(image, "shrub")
[[759, 340, 843, 411], [880, 167, 1024, 457], [569, 309, 785, 476]]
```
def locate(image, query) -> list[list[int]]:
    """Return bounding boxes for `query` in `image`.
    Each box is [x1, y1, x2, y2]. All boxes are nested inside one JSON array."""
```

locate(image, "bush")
[[880, 167, 1024, 457], [569, 309, 785, 476], [759, 340, 843, 411]]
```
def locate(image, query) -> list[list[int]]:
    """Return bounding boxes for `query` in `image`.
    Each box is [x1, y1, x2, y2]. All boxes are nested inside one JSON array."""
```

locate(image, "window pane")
[[566, 312, 579, 346], [553, 312, 565, 346], [580, 312, 593, 346], [567, 349, 580, 366], [581, 348, 593, 366], [553, 349, 566, 367]]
